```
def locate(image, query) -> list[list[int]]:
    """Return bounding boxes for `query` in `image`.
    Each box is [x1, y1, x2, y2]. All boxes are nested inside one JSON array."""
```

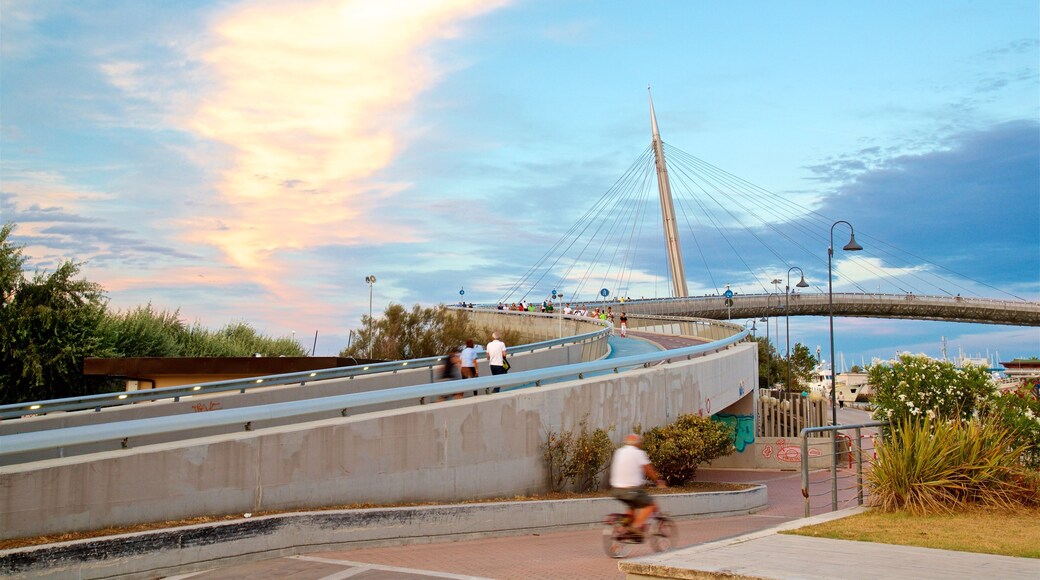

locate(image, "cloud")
[[188, 0, 504, 261], [791, 121, 1039, 295]]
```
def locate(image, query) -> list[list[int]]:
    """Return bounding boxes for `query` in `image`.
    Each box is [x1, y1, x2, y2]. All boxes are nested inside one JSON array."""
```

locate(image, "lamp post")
[[828, 221, 862, 426], [828, 220, 863, 511], [785, 267, 809, 391], [365, 275, 376, 358], [744, 319, 757, 339]]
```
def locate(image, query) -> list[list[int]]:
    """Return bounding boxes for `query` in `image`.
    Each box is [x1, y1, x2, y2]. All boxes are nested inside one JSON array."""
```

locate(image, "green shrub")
[[541, 418, 614, 492], [641, 414, 734, 485], [869, 354, 995, 425], [868, 417, 1038, 514], [982, 386, 1040, 471]]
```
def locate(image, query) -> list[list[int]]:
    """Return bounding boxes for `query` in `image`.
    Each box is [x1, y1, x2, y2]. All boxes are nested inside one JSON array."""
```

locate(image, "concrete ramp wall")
[[0, 342, 756, 541]]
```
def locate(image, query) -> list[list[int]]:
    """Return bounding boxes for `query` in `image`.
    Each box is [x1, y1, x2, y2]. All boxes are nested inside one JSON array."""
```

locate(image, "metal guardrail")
[[0, 328, 750, 458], [800, 421, 889, 517], [0, 327, 610, 421]]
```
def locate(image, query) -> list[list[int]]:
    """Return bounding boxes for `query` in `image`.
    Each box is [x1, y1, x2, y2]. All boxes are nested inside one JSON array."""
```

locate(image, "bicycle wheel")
[[602, 522, 632, 558], [649, 515, 678, 552]]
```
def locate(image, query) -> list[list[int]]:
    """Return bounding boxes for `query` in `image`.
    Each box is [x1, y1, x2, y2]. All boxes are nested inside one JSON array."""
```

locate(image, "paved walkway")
[[164, 467, 1039, 579]]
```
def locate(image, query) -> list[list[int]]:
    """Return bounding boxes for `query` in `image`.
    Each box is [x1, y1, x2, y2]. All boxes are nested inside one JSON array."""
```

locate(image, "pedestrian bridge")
[[613, 292, 1040, 326]]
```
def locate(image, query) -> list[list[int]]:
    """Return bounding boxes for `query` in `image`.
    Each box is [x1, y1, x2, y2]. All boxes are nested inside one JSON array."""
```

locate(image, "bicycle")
[[601, 504, 678, 558]]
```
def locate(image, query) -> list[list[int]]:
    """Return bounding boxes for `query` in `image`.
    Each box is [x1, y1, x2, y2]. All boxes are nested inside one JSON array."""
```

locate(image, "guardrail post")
[[855, 426, 864, 506], [831, 429, 839, 511], [801, 434, 810, 518]]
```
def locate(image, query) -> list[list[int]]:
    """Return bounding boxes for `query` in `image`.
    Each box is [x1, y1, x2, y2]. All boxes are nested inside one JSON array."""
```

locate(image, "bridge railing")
[[0, 323, 610, 421], [0, 326, 750, 459]]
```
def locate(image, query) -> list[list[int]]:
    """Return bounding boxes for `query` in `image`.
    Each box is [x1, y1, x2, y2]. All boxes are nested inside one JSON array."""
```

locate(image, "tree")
[[342, 303, 520, 361], [753, 337, 783, 389], [1, 224, 114, 403], [775, 343, 817, 391]]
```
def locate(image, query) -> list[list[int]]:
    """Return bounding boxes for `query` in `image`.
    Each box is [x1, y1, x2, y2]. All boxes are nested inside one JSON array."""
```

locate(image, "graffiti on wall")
[[191, 400, 222, 412], [761, 438, 822, 463], [714, 413, 754, 453]]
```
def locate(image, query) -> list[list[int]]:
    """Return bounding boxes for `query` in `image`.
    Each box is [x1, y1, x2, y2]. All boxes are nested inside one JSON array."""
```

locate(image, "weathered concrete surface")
[[0, 343, 756, 540], [0, 485, 766, 579]]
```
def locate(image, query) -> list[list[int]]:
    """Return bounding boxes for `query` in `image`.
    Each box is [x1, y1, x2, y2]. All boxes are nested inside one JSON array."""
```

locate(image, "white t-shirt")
[[610, 444, 650, 488], [459, 347, 478, 368], [486, 339, 506, 366]]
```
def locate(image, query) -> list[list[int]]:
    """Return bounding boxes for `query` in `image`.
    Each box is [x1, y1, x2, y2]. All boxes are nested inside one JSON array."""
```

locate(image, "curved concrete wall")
[[0, 342, 756, 540]]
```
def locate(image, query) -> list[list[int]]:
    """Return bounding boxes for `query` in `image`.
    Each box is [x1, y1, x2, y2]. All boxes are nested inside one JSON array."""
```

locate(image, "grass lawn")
[[783, 507, 1040, 558]]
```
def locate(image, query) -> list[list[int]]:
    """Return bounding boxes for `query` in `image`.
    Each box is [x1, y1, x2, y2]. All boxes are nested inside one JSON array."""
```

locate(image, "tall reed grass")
[[868, 417, 1039, 514]]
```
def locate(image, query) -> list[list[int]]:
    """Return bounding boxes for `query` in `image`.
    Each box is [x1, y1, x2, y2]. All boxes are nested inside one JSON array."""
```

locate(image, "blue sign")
[[600, 288, 610, 297], [551, 289, 557, 297], [724, 289, 734, 298], [459, 289, 465, 296]]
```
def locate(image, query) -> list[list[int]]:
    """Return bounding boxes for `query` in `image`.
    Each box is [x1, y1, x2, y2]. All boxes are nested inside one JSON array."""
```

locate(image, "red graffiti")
[[191, 401, 222, 412], [762, 438, 821, 463]]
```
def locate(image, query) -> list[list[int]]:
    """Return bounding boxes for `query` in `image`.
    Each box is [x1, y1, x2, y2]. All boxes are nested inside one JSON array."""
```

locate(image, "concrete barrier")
[[0, 343, 757, 540], [0, 485, 766, 580]]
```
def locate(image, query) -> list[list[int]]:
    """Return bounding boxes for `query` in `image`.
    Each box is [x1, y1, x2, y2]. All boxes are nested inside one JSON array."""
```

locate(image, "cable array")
[[496, 140, 1028, 306]]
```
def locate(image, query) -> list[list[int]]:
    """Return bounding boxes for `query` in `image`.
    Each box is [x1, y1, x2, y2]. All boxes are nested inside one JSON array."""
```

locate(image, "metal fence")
[[799, 421, 888, 517]]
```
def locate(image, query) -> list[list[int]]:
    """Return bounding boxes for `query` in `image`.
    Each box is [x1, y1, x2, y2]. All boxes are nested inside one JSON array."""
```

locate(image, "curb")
[[1, 486, 766, 580]]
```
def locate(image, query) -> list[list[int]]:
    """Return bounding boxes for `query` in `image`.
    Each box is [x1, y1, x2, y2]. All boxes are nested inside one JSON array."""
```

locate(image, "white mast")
[[648, 86, 689, 298]]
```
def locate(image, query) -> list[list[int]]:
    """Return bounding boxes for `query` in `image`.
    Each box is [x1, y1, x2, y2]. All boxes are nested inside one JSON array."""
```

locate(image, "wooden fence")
[[758, 392, 828, 438]]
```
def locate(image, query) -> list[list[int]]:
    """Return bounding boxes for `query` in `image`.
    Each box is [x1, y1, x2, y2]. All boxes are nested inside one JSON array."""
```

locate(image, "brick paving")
[[172, 469, 811, 580]]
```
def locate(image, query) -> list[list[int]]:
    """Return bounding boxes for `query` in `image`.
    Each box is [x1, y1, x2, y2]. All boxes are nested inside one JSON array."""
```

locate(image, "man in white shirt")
[[610, 433, 665, 539], [486, 332, 507, 393]]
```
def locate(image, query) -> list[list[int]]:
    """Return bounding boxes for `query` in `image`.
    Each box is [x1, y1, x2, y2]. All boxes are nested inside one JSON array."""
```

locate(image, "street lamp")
[[785, 267, 809, 391], [744, 319, 757, 339], [828, 220, 862, 511], [828, 221, 862, 426], [365, 275, 376, 358]]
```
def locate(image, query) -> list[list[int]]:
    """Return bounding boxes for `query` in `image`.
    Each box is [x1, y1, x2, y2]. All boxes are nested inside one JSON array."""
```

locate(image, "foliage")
[[869, 353, 996, 425], [0, 224, 304, 404], [342, 302, 522, 360], [981, 386, 1040, 471], [776, 342, 818, 391], [541, 418, 615, 492], [0, 227, 114, 403], [867, 417, 1038, 514], [641, 414, 735, 485], [753, 337, 782, 389]]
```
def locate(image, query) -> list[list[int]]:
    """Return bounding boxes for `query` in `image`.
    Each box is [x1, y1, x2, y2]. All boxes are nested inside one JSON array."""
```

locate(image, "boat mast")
[[648, 85, 689, 298]]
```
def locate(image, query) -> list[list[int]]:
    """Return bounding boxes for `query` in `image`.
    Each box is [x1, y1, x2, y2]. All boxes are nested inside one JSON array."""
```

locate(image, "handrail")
[[0, 328, 750, 458], [799, 421, 888, 516], [0, 325, 610, 420]]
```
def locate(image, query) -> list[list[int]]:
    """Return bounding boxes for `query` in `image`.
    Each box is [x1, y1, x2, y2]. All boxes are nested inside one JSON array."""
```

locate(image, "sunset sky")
[[2, 0, 1038, 364]]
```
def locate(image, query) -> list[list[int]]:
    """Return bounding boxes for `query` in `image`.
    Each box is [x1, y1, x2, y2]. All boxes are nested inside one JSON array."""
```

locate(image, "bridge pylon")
[[649, 86, 689, 298]]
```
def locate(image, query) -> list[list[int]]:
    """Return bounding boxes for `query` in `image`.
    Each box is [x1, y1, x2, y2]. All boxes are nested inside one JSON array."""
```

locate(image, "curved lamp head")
[[843, 232, 863, 252], [796, 275, 809, 288]]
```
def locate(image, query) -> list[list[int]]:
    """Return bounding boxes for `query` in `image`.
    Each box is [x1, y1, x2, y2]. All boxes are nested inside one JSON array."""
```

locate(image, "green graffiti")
[[714, 413, 755, 452]]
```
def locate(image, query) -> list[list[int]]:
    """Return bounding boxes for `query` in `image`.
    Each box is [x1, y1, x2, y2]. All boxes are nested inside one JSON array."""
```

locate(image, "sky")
[[2, 0, 1038, 365]]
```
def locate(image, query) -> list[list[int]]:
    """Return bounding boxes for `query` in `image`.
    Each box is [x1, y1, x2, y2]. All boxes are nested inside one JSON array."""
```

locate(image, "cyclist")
[[609, 433, 665, 540]]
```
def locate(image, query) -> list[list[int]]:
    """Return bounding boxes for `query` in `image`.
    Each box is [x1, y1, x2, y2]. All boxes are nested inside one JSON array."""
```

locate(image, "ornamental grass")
[[868, 416, 1039, 515]]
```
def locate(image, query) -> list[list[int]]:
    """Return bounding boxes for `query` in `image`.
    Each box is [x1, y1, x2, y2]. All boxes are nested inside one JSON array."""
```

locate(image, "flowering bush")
[[982, 386, 1040, 471], [869, 353, 995, 425]]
